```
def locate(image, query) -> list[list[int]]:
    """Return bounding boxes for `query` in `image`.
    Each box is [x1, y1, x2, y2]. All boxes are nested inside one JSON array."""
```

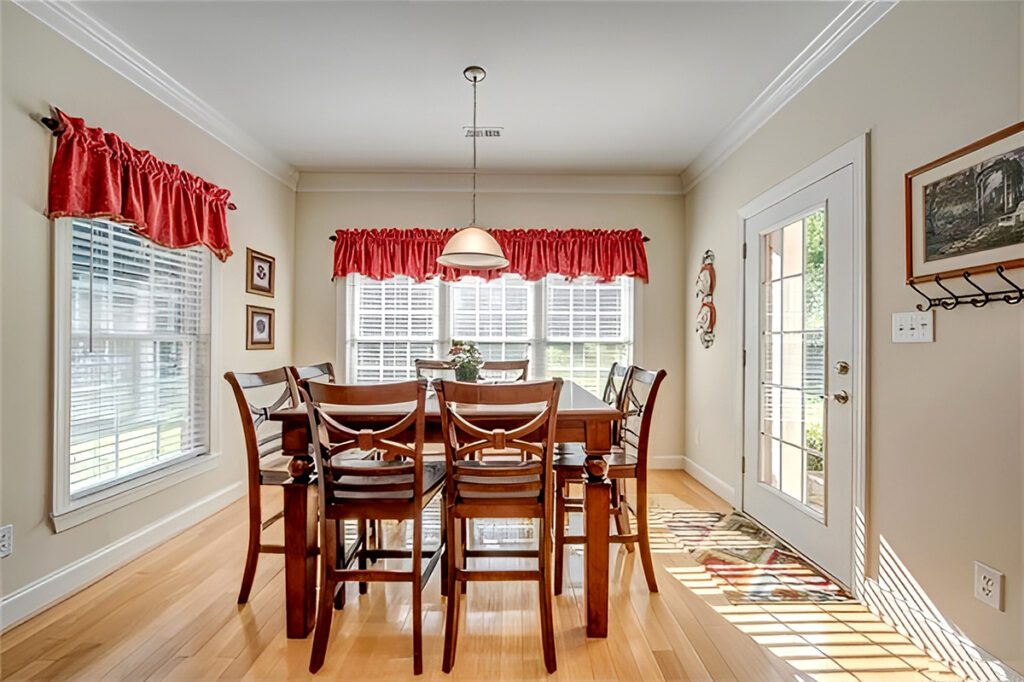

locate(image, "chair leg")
[[554, 479, 566, 596], [636, 478, 659, 593], [334, 519, 346, 610], [412, 511, 424, 675], [612, 481, 635, 553], [459, 518, 467, 595], [309, 523, 337, 674], [439, 496, 449, 598], [358, 518, 368, 595], [538, 521, 557, 674], [442, 513, 462, 673], [237, 497, 261, 604]]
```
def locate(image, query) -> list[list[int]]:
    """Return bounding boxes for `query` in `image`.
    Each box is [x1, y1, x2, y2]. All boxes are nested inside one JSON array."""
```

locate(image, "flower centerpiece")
[[449, 340, 484, 382]]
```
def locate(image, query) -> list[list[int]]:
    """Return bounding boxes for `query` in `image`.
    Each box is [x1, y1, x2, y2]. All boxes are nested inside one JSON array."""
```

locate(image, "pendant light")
[[437, 66, 509, 270]]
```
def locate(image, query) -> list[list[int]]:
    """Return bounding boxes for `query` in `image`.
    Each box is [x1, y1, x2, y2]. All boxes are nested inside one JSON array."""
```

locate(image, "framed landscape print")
[[246, 305, 275, 350], [246, 248, 275, 297], [905, 121, 1024, 283]]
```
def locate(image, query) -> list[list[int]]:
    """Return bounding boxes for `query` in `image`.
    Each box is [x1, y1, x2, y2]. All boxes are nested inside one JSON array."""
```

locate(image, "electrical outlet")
[[892, 310, 934, 343], [0, 524, 12, 559], [974, 561, 1004, 611]]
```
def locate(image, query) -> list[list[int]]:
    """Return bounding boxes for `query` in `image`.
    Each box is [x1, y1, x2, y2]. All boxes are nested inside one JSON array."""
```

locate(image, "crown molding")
[[297, 172, 684, 196], [14, 0, 299, 189], [680, 0, 897, 193]]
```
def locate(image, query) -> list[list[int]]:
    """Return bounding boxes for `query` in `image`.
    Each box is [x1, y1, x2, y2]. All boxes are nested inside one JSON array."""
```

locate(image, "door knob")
[[835, 361, 850, 375], [832, 391, 850, 404]]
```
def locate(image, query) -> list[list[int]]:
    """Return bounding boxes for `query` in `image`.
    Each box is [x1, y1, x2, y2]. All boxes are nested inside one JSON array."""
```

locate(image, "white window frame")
[[339, 273, 637, 391], [51, 218, 222, 532]]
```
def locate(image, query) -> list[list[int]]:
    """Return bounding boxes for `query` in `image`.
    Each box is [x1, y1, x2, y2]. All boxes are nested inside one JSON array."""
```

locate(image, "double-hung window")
[[53, 218, 213, 527], [345, 273, 633, 393]]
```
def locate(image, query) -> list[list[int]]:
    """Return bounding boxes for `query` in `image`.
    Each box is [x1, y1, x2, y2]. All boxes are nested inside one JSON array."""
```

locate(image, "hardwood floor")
[[0, 472, 960, 681]]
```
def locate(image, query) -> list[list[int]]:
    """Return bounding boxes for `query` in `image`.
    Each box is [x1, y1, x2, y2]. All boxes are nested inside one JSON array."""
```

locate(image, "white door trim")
[[736, 133, 869, 595]]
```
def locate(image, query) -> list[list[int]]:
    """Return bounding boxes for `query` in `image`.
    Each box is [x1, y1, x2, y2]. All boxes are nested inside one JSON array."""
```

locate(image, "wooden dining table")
[[270, 380, 619, 641]]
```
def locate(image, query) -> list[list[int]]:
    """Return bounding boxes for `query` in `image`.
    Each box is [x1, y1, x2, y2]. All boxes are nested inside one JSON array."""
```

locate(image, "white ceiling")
[[75, 1, 846, 175]]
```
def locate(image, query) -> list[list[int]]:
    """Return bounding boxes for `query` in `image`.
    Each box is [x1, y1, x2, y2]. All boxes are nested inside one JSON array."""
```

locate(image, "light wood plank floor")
[[0, 472, 960, 681]]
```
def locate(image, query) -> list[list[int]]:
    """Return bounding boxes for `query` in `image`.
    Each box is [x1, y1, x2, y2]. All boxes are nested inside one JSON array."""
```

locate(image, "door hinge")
[[743, 349, 747, 367], [741, 456, 746, 474], [742, 242, 748, 259]]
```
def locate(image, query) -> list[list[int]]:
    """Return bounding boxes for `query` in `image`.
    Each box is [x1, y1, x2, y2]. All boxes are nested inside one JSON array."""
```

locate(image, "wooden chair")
[[553, 366, 667, 595], [479, 359, 529, 382], [435, 379, 562, 674], [289, 361, 335, 392], [223, 368, 300, 604], [305, 379, 445, 675], [414, 358, 456, 381]]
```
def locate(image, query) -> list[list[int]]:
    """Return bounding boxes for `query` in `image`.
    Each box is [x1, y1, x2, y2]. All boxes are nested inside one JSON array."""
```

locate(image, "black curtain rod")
[[35, 113, 237, 211], [328, 233, 651, 242]]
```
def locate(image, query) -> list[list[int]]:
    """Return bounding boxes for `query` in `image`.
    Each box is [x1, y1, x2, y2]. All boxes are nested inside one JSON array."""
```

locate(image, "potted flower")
[[449, 340, 484, 382]]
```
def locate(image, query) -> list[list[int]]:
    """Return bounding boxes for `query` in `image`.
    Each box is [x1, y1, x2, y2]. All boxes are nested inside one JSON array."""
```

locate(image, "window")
[[346, 273, 633, 393], [54, 219, 212, 518]]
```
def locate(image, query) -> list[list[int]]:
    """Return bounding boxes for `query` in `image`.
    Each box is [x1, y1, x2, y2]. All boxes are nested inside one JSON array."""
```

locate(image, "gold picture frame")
[[246, 305, 275, 350], [246, 248, 276, 297]]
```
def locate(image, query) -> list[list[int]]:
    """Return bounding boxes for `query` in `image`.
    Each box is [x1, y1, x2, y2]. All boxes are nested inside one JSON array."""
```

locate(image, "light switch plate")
[[892, 311, 934, 343]]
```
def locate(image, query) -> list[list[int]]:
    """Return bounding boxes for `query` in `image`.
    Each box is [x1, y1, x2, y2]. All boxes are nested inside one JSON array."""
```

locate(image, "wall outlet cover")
[[0, 524, 12, 559], [974, 561, 1004, 611]]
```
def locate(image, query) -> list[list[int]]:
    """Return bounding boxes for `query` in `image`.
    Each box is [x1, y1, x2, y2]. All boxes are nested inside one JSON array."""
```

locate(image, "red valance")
[[332, 228, 649, 283], [47, 109, 234, 261]]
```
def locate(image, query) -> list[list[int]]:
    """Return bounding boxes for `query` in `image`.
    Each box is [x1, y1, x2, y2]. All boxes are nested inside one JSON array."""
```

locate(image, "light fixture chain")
[[472, 75, 478, 226]]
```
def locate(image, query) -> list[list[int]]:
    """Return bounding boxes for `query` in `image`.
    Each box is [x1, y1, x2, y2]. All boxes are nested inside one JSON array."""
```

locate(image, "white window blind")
[[64, 219, 211, 498], [348, 274, 440, 382], [346, 273, 632, 393]]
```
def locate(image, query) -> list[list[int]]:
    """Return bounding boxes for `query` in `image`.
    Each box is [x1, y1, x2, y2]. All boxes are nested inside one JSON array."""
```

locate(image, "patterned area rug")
[[648, 497, 850, 604]]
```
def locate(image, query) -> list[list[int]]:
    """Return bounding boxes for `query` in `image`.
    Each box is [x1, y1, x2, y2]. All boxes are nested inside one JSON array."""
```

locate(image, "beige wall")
[[1, 4, 295, 597], [683, 1, 1023, 669], [294, 179, 686, 462]]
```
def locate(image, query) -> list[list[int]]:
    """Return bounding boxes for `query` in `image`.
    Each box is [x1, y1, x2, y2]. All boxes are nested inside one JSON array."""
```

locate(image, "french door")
[[742, 159, 859, 587]]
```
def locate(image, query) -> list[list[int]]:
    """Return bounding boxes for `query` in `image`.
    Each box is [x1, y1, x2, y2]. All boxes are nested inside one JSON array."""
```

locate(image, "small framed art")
[[246, 305, 275, 350], [246, 248, 276, 297], [905, 121, 1024, 283]]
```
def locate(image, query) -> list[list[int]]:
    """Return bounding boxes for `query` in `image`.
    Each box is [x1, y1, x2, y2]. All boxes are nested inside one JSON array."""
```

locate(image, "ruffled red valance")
[[47, 109, 234, 261], [332, 227, 649, 283]]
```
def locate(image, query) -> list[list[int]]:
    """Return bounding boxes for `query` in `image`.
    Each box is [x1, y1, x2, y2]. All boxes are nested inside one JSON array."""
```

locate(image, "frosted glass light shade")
[[437, 226, 509, 270]]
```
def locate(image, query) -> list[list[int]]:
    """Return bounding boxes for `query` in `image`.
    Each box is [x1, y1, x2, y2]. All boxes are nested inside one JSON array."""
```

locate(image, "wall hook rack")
[[909, 266, 1024, 311]]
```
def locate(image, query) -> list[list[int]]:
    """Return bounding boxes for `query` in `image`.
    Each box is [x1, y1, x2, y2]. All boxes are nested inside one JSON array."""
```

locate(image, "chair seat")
[[328, 458, 446, 501], [553, 447, 637, 478], [259, 453, 294, 485]]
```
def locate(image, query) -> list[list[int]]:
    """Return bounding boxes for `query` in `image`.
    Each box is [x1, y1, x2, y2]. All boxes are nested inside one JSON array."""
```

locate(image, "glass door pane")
[[758, 208, 826, 515]]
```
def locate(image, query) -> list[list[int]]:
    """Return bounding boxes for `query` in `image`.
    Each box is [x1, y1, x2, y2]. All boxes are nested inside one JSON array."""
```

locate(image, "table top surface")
[[270, 379, 618, 420]]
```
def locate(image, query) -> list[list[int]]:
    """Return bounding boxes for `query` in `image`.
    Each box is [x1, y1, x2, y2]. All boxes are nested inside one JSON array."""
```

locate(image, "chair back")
[[619, 367, 667, 471], [305, 380, 427, 512], [415, 359, 457, 381], [435, 379, 561, 508], [479, 359, 529, 382], [224, 368, 300, 488], [290, 362, 335, 400], [600, 362, 629, 444]]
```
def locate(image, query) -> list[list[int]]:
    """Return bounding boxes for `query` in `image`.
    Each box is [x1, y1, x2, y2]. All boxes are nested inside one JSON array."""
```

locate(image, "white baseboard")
[[681, 455, 737, 506], [0, 482, 244, 631], [650, 454, 685, 470]]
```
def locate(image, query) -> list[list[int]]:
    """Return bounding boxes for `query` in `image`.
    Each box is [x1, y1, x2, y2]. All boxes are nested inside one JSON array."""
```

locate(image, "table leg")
[[583, 420, 612, 638], [284, 481, 317, 638]]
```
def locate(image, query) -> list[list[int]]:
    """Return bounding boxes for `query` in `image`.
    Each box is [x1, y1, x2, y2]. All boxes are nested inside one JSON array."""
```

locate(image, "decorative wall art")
[[696, 250, 716, 348], [246, 248, 276, 297], [246, 305, 275, 350], [905, 121, 1024, 283]]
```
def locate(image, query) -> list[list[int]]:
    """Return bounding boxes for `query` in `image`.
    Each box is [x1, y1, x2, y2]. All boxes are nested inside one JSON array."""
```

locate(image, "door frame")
[[736, 134, 869, 595]]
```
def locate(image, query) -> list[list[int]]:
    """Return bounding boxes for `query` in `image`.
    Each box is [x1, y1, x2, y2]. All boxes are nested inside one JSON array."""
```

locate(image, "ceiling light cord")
[[471, 75, 478, 226]]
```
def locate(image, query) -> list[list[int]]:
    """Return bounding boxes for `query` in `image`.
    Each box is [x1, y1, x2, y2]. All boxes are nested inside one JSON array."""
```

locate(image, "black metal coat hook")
[[909, 266, 1024, 311]]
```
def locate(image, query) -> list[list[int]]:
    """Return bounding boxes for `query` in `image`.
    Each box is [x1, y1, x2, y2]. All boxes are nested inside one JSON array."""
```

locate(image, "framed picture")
[[246, 305, 275, 350], [905, 121, 1024, 283], [246, 248, 275, 297]]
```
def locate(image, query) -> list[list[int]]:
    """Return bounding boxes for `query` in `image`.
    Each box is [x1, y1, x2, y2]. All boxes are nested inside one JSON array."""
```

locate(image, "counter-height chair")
[[305, 379, 445, 675], [223, 368, 300, 604], [414, 358, 457, 381], [289, 362, 335, 394], [435, 379, 562, 674], [479, 359, 529, 382], [553, 366, 667, 595]]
